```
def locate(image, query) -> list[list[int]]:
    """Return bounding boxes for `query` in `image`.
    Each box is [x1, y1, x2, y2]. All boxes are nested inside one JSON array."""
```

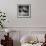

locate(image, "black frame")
[[17, 4, 31, 18]]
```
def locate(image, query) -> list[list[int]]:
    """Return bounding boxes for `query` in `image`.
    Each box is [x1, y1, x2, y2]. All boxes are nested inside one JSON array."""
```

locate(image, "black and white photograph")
[[17, 4, 31, 18]]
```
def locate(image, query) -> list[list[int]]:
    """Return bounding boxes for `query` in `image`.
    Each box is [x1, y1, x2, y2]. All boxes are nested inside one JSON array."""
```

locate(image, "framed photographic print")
[[17, 4, 31, 18]]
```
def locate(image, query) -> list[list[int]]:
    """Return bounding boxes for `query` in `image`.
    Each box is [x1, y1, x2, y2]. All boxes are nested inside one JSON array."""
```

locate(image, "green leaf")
[[3, 16, 6, 17], [0, 12, 2, 13], [1, 25, 3, 28], [4, 13, 5, 15], [1, 19, 6, 21], [0, 21, 1, 23]]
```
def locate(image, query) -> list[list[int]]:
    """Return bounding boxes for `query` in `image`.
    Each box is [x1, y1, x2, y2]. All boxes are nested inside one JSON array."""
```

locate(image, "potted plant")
[[0, 10, 6, 28]]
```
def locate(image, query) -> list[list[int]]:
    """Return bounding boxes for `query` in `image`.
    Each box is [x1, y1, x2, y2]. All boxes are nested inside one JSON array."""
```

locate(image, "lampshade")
[[5, 29, 10, 33]]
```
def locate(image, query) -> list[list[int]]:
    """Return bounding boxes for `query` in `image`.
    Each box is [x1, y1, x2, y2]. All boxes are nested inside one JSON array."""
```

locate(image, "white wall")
[[0, 0, 46, 27]]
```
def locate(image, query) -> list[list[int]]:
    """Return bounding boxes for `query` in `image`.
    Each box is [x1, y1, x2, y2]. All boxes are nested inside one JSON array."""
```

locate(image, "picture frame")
[[17, 4, 31, 18]]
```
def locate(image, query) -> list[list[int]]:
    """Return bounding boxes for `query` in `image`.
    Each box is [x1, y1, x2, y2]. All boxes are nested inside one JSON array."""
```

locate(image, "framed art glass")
[[17, 4, 31, 18]]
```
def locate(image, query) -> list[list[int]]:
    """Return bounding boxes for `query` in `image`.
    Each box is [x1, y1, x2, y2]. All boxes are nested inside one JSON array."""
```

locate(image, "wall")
[[0, 0, 46, 27]]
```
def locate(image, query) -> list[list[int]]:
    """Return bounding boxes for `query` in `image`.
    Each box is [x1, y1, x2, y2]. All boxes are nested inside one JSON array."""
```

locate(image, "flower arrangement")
[[0, 10, 6, 28]]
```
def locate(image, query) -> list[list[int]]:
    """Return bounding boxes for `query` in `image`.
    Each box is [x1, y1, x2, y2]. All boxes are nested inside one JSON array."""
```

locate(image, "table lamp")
[[5, 29, 10, 37]]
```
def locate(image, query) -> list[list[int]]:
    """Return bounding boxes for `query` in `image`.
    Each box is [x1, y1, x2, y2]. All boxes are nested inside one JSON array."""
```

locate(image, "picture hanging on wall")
[[17, 4, 31, 18]]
